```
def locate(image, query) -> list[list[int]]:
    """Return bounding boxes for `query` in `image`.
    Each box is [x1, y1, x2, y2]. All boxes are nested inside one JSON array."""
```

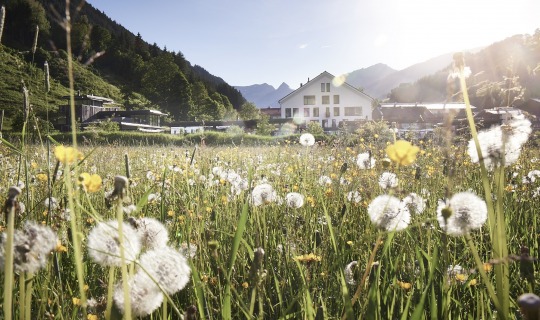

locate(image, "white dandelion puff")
[[344, 261, 358, 285], [299, 133, 315, 146], [378, 172, 398, 189], [285, 192, 304, 208], [251, 183, 278, 206], [113, 274, 163, 317], [437, 192, 487, 236], [128, 217, 169, 250], [87, 220, 142, 266], [367, 195, 410, 231], [356, 152, 375, 169]]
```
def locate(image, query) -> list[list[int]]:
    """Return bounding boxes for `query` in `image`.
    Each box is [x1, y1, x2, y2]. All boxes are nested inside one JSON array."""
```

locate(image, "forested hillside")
[[0, 0, 246, 127], [387, 32, 540, 109]]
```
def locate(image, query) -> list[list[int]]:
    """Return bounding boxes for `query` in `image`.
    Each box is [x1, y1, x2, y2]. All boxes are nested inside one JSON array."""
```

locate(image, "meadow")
[[1, 121, 540, 319]]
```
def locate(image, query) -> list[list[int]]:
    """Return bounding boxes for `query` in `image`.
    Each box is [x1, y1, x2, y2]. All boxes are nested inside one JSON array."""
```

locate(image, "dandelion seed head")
[[356, 152, 375, 169], [251, 183, 278, 206], [285, 192, 304, 208], [402, 193, 426, 214], [137, 246, 191, 295], [344, 261, 358, 285], [437, 192, 487, 236], [113, 274, 163, 317], [129, 217, 169, 250], [87, 220, 142, 266], [299, 133, 315, 146], [378, 172, 398, 189], [367, 195, 410, 231]]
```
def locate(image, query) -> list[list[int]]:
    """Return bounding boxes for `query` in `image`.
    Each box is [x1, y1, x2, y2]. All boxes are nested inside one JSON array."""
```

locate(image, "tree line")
[[0, 0, 266, 123]]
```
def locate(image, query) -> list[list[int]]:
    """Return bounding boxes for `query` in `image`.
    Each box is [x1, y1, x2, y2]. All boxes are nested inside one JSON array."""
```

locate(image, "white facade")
[[279, 71, 373, 129]]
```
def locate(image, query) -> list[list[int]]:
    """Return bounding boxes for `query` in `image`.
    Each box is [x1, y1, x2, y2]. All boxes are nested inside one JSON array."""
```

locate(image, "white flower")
[[367, 195, 410, 231], [129, 217, 169, 250], [318, 175, 332, 186], [523, 170, 540, 184], [87, 220, 142, 266], [285, 192, 304, 208], [0, 221, 58, 273], [251, 183, 278, 206], [356, 152, 375, 169], [299, 133, 315, 146], [44, 197, 59, 210], [467, 116, 531, 169], [113, 274, 163, 317], [436, 192, 487, 236], [344, 261, 358, 285], [378, 172, 398, 189], [347, 191, 362, 204], [136, 247, 191, 295], [402, 193, 426, 214]]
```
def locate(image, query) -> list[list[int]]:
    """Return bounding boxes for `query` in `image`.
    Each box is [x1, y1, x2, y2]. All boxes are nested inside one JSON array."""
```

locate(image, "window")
[[325, 107, 330, 117], [304, 108, 310, 117], [321, 83, 331, 92], [304, 95, 315, 105], [344, 107, 363, 116], [334, 107, 340, 117], [313, 107, 319, 117], [322, 95, 330, 104], [333, 95, 340, 104], [293, 108, 299, 117], [285, 108, 292, 118]]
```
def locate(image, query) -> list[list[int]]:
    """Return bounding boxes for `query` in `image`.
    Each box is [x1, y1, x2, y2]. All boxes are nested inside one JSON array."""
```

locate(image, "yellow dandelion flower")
[[36, 173, 48, 182], [385, 140, 420, 166], [397, 280, 412, 290], [79, 173, 102, 193], [55, 240, 68, 253], [72, 297, 81, 305], [294, 253, 322, 263], [242, 282, 249, 289], [468, 279, 478, 286], [205, 206, 212, 213], [31, 162, 39, 169], [483, 263, 493, 273], [167, 210, 175, 217], [346, 240, 353, 246], [87, 315, 98, 320], [54, 145, 81, 164], [455, 273, 467, 282]]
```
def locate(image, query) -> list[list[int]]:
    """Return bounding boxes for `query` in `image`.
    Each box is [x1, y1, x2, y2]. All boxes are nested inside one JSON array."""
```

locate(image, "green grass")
[[0, 137, 538, 319]]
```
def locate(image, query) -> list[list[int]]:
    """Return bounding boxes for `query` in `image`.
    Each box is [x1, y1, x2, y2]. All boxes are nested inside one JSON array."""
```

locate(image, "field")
[[1, 124, 540, 319]]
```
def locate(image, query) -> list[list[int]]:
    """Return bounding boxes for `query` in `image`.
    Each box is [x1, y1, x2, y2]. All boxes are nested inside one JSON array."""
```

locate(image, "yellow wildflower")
[[455, 273, 467, 282], [397, 280, 412, 290], [55, 240, 68, 253], [54, 145, 81, 164], [468, 279, 478, 286], [72, 297, 81, 305], [87, 315, 98, 320], [483, 263, 493, 273], [36, 173, 48, 182], [242, 282, 249, 289], [385, 140, 420, 166], [79, 173, 102, 193], [294, 253, 322, 263]]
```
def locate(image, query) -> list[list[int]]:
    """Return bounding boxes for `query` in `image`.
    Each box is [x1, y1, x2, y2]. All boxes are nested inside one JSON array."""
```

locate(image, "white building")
[[279, 71, 373, 129]]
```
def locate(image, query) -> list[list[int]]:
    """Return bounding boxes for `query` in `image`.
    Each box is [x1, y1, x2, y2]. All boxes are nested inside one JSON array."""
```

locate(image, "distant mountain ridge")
[[235, 82, 293, 108], [235, 53, 464, 107]]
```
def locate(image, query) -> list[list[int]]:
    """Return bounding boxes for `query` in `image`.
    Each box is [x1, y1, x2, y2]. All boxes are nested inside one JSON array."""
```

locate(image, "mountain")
[[235, 82, 293, 108], [0, 0, 246, 124], [345, 53, 459, 99]]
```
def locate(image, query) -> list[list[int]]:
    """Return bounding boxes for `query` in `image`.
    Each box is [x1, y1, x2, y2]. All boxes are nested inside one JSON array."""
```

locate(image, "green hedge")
[[3, 131, 339, 147]]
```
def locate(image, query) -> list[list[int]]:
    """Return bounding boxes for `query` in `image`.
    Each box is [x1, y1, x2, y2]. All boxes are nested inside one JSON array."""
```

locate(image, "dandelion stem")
[[116, 199, 132, 319], [346, 233, 383, 316], [3, 206, 16, 320], [465, 234, 502, 315], [105, 267, 115, 320]]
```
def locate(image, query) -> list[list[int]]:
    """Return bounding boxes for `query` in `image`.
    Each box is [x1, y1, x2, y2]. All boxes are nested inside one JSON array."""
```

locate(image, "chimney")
[[300, 83, 303, 87]]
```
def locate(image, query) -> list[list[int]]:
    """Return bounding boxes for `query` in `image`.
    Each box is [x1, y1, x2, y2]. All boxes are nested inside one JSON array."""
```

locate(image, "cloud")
[[298, 43, 308, 49]]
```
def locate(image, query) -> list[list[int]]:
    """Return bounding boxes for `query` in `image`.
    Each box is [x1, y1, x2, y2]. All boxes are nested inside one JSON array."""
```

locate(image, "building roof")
[[374, 106, 436, 123], [63, 94, 115, 104], [380, 102, 475, 110], [260, 107, 281, 117], [91, 109, 168, 119], [278, 71, 373, 104]]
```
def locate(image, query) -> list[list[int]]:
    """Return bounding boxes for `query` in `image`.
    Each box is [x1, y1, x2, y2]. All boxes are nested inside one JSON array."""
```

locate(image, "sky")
[[86, 0, 540, 89]]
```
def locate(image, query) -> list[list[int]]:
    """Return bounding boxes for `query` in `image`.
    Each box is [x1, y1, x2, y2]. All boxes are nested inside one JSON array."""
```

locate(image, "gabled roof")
[[375, 106, 436, 123], [380, 102, 475, 110], [278, 71, 373, 104]]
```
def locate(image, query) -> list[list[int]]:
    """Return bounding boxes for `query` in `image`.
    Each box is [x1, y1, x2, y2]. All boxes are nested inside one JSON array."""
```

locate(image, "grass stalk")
[[2, 206, 16, 319], [104, 267, 115, 320], [24, 274, 34, 320], [116, 198, 132, 319]]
